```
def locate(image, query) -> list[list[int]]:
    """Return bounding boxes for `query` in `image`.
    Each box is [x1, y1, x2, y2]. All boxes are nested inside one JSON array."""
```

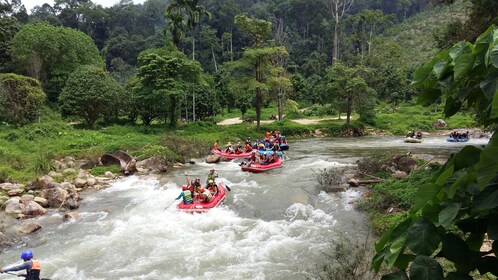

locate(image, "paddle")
[[2, 272, 51, 280]]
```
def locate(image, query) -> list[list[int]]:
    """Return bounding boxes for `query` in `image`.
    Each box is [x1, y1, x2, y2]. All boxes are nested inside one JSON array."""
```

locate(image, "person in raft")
[[207, 169, 218, 184], [0, 250, 42, 280], [225, 142, 233, 153], [213, 140, 221, 151], [197, 187, 213, 203], [206, 180, 219, 195], [176, 185, 193, 205]]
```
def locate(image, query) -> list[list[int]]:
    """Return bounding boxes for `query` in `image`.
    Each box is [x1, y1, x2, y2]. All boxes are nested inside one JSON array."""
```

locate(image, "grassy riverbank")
[[0, 103, 477, 184]]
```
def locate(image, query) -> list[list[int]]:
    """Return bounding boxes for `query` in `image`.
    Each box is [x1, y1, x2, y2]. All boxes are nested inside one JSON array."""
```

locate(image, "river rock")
[[8, 189, 23, 196], [396, 157, 417, 173], [432, 119, 447, 128], [205, 155, 221, 163], [63, 211, 80, 221], [34, 197, 48, 207], [4, 197, 22, 214], [392, 171, 408, 179], [105, 171, 115, 179], [63, 168, 77, 175], [348, 178, 360, 187], [21, 200, 47, 216], [136, 157, 169, 173], [86, 177, 96, 187], [65, 192, 80, 209], [18, 221, 42, 234], [60, 182, 73, 190], [41, 187, 69, 208], [48, 171, 63, 178], [0, 182, 20, 191], [74, 178, 86, 188], [77, 170, 88, 179], [21, 194, 35, 201]]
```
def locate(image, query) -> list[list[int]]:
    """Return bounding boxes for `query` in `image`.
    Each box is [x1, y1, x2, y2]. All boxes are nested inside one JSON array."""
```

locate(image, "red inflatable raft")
[[211, 149, 253, 159], [177, 183, 227, 213], [241, 158, 284, 173]]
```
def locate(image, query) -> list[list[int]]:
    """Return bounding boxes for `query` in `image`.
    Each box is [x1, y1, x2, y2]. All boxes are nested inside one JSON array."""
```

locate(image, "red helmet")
[[198, 187, 205, 193], [182, 185, 188, 191]]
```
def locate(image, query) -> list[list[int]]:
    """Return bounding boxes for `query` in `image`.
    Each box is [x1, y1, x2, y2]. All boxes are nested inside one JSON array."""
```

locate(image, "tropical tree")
[[322, 0, 355, 62], [227, 15, 288, 131], [0, 73, 46, 126], [9, 22, 103, 101], [373, 25, 498, 279], [324, 62, 375, 126], [133, 44, 202, 127], [59, 65, 121, 128]]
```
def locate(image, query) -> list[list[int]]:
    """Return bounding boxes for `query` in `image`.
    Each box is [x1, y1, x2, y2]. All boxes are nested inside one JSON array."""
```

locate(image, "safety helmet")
[[182, 185, 188, 191], [198, 187, 205, 193], [210, 169, 215, 172], [208, 180, 214, 184], [21, 250, 33, 260], [227, 142, 231, 145]]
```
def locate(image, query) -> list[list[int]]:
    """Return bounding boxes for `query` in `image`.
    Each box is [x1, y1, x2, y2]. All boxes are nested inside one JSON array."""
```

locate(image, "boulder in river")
[[101, 150, 137, 174], [18, 221, 42, 234]]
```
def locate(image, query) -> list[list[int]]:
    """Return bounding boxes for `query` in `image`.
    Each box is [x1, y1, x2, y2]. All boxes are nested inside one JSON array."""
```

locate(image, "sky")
[[21, 0, 145, 12]]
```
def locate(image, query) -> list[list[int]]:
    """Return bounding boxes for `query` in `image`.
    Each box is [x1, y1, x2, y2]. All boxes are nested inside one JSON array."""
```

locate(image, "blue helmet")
[[21, 250, 33, 259]]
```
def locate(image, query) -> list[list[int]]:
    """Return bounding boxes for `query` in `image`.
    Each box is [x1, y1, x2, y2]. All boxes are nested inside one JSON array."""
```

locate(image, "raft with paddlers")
[[256, 150, 283, 156], [240, 158, 284, 173], [404, 137, 422, 143], [211, 149, 253, 159], [447, 137, 469, 142], [177, 183, 227, 213]]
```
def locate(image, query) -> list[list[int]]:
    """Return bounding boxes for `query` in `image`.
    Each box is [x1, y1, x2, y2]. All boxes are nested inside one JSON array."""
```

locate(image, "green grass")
[[373, 104, 478, 135]]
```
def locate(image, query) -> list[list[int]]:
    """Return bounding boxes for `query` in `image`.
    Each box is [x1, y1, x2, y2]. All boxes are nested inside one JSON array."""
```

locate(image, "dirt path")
[[217, 117, 339, 126]]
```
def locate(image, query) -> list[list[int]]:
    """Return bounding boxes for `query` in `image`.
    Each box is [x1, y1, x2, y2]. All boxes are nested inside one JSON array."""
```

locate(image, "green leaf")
[[409, 255, 444, 280], [372, 249, 386, 272], [422, 203, 444, 224], [473, 178, 498, 211], [434, 60, 450, 79], [394, 254, 416, 270], [441, 233, 473, 273], [449, 42, 472, 60], [436, 165, 455, 186], [376, 219, 412, 252], [490, 45, 498, 68], [407, 218, 441, 256], [412, 183, 442, 212], [381, 271, 409, 280], [412, 62, 435, 87], [386, 235, 407, 268], [444, 96, 462, 118], [454, 146, 482, 170], [446, 171, 468, 199], [466, 233, 485, 251], [475, 133, 498, 188], [439, 202, 461, 228], [491, 90, 498, 119], [445, 272, 473, 280], [479, 72, 498, 100], [488, 214, 498, 240], [417, 88, 442, 105], [453, 53, 475, 81]]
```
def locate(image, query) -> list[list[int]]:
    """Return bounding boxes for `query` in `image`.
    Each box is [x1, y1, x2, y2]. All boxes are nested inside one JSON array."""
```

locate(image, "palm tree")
[[164, 11, 186, 48]]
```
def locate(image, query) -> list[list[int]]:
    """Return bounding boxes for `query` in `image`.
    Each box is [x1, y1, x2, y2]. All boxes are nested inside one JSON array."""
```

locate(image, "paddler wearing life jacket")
[[176, 185, 193, 204], [1, 250, 42, 280], [206, 169, 218, 184], [213, 140, 221, 151], [225, 142, 233, 153], [198, 187, 213, 203], [206, 180, 219, 195]]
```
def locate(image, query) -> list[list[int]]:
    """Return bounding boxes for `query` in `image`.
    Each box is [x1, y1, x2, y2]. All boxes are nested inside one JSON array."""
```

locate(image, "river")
[[0, 136, 490, 280]]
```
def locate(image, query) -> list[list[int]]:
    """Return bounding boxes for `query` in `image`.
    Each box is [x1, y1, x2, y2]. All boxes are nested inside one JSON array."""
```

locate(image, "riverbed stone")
[[105, 171, 115, 179], [21, 194, 34, 201], [0, 182, 20, 191], [86, 177, 96, 187], [60, 182, 73, 190], [77, 170, 88, 179], [48, 171, 63, 178], [63, 211, 80, 221], [392, 171, 408, 179], [206, 155, 221, 163], [21, 200, 47, 216], [63, 168, 77, 175], [396, 157, 417, 173], [4, 197, 22, 214], [18, 221, 42, 234], [34, 197, 48, 207], [41, 187, 68, 208], [7, 189, 23, 196], [74, 178, 86, 188]]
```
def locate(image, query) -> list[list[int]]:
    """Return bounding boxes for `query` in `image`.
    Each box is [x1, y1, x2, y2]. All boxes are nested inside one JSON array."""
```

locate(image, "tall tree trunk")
[[192, 36, 195, 60], [277, 90, 284, 120], [230, 31, 233, 61], [256, 89, 262, 131], [192, 89, 196, 121], [212, 46, 218, 72], [333, 22, 339, 63]]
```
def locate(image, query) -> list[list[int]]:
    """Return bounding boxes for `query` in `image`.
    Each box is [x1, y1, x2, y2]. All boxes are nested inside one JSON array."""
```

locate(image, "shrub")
[[30, 149, 53, 174], [90, 165, 122, 176]]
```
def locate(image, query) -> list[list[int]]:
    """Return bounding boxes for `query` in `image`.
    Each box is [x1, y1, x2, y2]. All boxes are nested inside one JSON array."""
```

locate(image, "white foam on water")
[[11, 176, 342, 280]]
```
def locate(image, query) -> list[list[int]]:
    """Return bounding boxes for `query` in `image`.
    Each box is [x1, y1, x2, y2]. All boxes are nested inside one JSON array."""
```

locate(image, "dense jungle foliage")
[[1, 0, 498, 278]]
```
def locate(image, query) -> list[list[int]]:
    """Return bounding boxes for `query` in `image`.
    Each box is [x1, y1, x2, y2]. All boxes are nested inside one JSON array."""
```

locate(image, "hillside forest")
[[1, 0, 496, 131], [2, 0, 498, 279]]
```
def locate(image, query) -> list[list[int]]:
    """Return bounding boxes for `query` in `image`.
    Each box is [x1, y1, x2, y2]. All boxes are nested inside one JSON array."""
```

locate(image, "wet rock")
[[86, 177, 96, 187], [65, 193, 79, 209], [348, 178, 360, 187], [21, 200, 47, 216], [101, 150, 137, 174], [105, 171, 115, 179], [396, 157, 417, 173], [21, 194, 34, 201], [189, 159, 196, 164], [18, 222, 42, 234], [63, 211, 80, 221], [4, 197, 22, 214], [136, 157, 169, 173], [205, 155, 221, 163], [60, 182, 73, 190], [41, 187, 68, 208]]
